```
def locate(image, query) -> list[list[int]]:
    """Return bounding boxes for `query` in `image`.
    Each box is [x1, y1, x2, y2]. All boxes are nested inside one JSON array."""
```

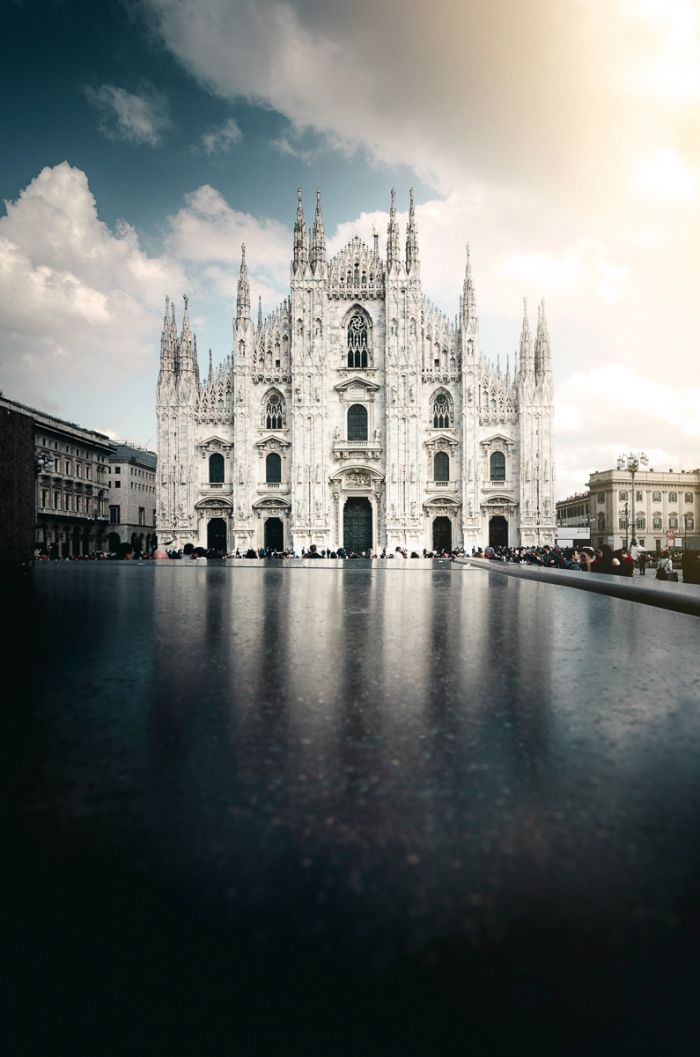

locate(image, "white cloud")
[[634, 148, 698, 202], [196, 117, 242, 156], [0, 163, 185, 439], [84, 83, 170, 146]]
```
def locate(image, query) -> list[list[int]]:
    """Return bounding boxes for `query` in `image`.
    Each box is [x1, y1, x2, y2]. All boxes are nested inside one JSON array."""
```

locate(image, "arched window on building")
[[266, 452, 282, 484], [347, 313, 369, 368], [265, 391, 285, 429], [490, 451, 506, 482], [432, 392, 451, 428], [347, 403, 368, 441], [209, 452, 224, 483], [434, 452, 449, 482]]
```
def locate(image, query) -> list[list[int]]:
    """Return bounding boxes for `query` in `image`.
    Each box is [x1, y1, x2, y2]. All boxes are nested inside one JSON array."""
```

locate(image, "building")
[[106, 443, 157, 555], [0, 395, 113, 560], [156, 189, 556, 555], [555, 491, 591, 548], [588, 467, 699, 552]]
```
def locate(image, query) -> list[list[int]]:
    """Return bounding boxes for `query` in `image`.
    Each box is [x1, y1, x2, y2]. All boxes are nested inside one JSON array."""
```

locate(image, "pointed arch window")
[[265, 392, 285, 429], [347, 313, 368, 368], [432, 393, 451, 428], [347, 404, 368, 441], [266, 452, 282, 484], [490, 451, 506, 482], [209, 453, 224, 483], [434, 452, 449, 482]]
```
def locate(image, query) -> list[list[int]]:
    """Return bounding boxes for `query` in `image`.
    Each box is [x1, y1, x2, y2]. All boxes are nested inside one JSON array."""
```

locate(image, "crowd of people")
[[477, 543, 677, 577], [34, 542, 693, 581]]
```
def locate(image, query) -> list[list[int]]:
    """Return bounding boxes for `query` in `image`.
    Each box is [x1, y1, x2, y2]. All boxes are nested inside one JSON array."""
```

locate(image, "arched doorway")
[[489, 516, 508, 547], [433, 516, 452, 552], [343, 497, 372, 553], [207, 517, 227, 554], [264, 517, 284, 551], [108, 532, 120, 554], [72, 526, 81, 556]]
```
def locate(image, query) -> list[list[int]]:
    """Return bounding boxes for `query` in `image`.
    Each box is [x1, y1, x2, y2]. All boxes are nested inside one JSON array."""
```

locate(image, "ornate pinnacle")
[[406, 187, 419, 271]]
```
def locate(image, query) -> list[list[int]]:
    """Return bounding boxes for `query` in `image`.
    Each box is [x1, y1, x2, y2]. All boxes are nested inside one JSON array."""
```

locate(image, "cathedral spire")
[[236, 244, 250, 322], [159, 295, 176, 375], [310, 188, 326, 271], [519, 297, 533, 375], [534, 298, 551, 377], [257, 295, 263, 331], [208, 348, 213, 384], [462, 244, 477, 324], [386, 188, 400, 272], [405, 187, 419, 272], [293, 187, 308, 272]]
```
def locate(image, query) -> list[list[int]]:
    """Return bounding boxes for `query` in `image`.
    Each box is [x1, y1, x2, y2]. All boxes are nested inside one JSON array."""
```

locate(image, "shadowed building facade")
[[156, 190, 555, 554]]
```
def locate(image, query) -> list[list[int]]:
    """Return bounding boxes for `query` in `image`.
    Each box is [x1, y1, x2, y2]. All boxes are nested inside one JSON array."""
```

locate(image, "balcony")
[[202, 482, 233, 495], [257, 482, 290, 494], [426, 481, 459, 493], [333, 439, 382, 462]]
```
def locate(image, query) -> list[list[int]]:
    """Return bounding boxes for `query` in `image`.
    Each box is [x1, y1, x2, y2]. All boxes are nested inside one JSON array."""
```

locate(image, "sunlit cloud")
[[634, 148, 698, 202]]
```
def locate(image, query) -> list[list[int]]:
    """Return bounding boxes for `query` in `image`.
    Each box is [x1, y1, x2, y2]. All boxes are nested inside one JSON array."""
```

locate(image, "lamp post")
[[34, 452, 55, 555], [617, 451, 648, 549]]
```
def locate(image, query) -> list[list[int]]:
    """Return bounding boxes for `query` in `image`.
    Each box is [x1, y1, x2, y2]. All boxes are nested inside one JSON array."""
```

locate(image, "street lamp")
[[617, 451, 648, 548], [34, 452, 55, 554]]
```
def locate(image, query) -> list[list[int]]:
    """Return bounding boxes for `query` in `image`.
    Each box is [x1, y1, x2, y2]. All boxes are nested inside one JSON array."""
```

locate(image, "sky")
[[2, 0, 699, 497]]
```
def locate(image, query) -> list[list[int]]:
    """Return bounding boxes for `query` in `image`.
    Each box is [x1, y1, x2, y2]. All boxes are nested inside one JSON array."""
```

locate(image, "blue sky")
[[2, 0, 699, 494]]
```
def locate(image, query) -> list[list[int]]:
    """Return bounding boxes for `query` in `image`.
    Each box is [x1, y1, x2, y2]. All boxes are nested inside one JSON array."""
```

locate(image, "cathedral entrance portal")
[[343, 498, 372, 554], [432, 516, 452, 553], [489, 516, 508, 548], [264, 517, 284, 552], [207, 517, 227, 555]]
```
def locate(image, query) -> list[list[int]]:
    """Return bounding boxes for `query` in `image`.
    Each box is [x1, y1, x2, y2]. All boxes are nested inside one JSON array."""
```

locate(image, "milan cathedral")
[[156, 189, 555, 554]]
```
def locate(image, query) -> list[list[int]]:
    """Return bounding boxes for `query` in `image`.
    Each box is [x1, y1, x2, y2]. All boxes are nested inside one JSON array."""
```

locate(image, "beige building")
[[0, 396, 113, 558], [555, 491, 591, 547], [106, 443, 157, 555], [588, 467, 699, 552]]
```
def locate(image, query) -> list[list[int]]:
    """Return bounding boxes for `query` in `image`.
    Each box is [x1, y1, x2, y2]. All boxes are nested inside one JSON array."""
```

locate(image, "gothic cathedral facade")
[[156, 190, 555, 554]]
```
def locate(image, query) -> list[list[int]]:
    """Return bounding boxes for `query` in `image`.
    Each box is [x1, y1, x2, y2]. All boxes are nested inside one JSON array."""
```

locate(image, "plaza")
[[9, 560, 700, 1055]]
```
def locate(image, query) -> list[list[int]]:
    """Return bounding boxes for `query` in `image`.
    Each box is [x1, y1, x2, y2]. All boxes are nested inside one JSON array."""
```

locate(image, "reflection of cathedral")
[[156, 190, 555, 553]]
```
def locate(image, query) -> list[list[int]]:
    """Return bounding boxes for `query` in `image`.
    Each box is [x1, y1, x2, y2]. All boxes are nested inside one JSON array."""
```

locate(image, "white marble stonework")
[[156, 190, 555, 553]]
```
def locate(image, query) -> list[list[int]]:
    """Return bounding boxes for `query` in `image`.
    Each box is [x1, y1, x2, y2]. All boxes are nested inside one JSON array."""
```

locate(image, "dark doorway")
[[432, 516, 452, 552], [207, 517, 227, 554], [489, 515, 508, 547], [108, 532, 120, 554], [343, 497, 372, 553], [264, 517, 284, 551]]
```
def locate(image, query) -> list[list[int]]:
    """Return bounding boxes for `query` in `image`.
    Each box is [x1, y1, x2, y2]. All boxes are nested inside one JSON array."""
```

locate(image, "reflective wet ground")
[[8, 563, 700, 1056]]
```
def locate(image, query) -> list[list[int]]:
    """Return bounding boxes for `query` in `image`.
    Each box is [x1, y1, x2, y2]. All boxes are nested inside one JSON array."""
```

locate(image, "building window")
[[618, 517, 627, 530], [347, 403, 368, 441], [347, 313, 368, 368], [209, 452, 225, 483], [669, 514, 678, 529], [636, 490, 642, 502], [115, 467, 121, 474], [115, 480, 121, 488], [669, 491, 678, 503], [110, 506, 120, 524], [653, 515, 662, 530], [434, 452, 449, 482], [636, 517, 645, 530], [490, 451, 506, 482], [597, 513, 605, 531], [432, 393, 451, 428], [686, 516, 695, 530], [652, 490, 661, 502], [138, 508, 145, 526], [598, 491, 605, 502], [685, 492, 693, 504], [619, 490, 628, 500], [266, 452, 282, 483], [265, 392, 285, 429]]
